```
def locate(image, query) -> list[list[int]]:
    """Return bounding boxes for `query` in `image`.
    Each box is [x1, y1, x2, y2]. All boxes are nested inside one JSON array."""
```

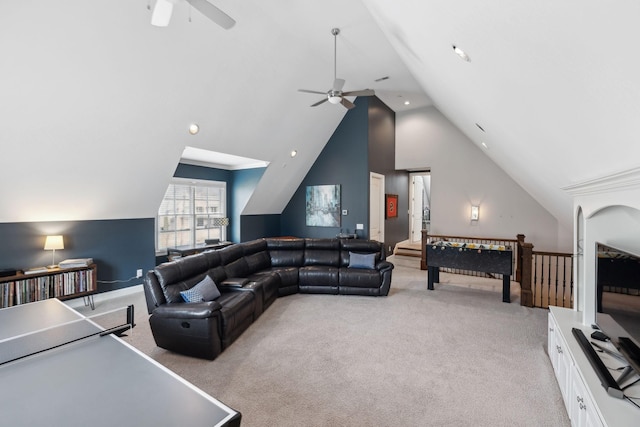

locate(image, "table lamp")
[[44, 235, 64, 268]]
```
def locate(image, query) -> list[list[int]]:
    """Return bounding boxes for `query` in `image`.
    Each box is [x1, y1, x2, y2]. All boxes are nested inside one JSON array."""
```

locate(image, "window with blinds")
[[157, 180, 226, 252]]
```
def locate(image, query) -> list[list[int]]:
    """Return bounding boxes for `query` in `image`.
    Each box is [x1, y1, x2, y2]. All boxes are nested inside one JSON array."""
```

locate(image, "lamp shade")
[[212, 217, 229, 227], [44, 235, 64, 250]]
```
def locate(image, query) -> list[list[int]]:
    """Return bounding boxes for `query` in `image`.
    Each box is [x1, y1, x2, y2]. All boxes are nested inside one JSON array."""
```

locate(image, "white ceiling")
[[1, 1, 638, 230]]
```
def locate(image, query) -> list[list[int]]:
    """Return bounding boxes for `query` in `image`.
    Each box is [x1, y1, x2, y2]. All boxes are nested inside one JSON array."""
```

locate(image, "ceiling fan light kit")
[[298, 27, 375, 110]]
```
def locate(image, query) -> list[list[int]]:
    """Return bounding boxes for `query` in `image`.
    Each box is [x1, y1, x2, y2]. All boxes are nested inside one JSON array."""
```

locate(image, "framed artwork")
[[385, 194, 398, 219], [306, 185, 341, 227]]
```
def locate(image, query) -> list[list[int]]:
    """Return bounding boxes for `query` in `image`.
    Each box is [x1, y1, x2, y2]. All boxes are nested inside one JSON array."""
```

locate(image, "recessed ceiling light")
[[452, 45, 470, 62], [481, 142, 489, 149], [404, 100, 411, 106], [188, 123, 199, 135], [290, 150, 297, 158]]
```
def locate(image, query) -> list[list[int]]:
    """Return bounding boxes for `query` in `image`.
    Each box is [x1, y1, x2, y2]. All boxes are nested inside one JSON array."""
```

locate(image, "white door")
[[369, 172, 384, 242], [409, 172, 430, 243]]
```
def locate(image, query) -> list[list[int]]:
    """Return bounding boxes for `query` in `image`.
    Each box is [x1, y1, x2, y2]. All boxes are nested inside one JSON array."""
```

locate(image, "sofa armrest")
[[152, 301, 222, 319], [376, 260, 394, 272], [221, 277, 250, 288]]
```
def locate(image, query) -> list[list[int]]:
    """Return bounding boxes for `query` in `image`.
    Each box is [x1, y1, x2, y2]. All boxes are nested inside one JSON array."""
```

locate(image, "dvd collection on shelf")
[[0, 261, 96, 308], [0, 282, 14, 309]]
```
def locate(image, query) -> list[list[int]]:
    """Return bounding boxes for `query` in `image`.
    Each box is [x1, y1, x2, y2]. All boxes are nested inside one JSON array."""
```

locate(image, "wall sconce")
[[470, 206, 480, 221], [44, 235, 64, 268]]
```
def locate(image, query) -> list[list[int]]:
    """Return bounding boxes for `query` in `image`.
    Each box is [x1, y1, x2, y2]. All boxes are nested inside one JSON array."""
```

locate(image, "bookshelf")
[[0, 264, 97, 309]]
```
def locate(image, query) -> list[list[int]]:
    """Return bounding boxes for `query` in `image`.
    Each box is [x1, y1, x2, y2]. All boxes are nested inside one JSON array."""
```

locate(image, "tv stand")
[[548, 307, 639, 426]]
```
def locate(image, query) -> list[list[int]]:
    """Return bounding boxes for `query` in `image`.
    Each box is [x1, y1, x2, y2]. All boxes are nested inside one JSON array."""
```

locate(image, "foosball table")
[[426, 241, 513, 302]]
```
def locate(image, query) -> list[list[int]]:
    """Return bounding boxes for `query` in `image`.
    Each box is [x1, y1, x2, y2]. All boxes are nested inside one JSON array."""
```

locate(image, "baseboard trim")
[[65, 284, 144, 309]]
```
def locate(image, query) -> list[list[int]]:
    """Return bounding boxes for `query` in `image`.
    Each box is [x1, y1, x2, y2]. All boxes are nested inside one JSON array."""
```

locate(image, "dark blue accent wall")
[[280, 97, 370, 238], [231, 168, 267, 242], [240, 215, 282, 241], [0, 219, 155, 293]]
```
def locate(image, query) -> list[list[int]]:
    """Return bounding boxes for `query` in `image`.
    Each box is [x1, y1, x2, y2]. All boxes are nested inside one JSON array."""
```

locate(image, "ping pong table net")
[[0, 305, 135, 366]]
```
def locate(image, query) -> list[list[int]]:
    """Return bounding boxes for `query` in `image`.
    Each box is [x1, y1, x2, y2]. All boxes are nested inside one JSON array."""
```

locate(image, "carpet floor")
[[69, 257, 570, 426]]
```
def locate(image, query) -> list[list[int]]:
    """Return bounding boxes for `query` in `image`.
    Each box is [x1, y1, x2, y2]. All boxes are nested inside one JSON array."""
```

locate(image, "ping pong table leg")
[[83, 295, 95, 310]]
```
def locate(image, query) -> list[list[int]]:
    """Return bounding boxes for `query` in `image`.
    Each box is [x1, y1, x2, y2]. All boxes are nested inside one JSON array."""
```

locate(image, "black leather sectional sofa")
[[143, 237, 394, 359]]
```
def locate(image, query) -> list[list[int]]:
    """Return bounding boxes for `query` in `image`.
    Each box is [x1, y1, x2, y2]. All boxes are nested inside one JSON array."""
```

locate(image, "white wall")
[[396, 106, 569, 251]]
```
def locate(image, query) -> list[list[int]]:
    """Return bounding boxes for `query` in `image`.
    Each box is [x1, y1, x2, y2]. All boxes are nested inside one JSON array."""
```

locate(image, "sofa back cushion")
[[219, 244, 251, 278], [241, 239, 272, 273], [154, 252, 215, 304], [340, 240, 384, 267], [266, 238, 305, 267], [304, 238, 340, 267]]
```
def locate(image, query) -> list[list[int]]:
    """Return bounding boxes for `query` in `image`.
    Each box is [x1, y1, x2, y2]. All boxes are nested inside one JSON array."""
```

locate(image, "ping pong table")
[[0, 298, 241, 427]]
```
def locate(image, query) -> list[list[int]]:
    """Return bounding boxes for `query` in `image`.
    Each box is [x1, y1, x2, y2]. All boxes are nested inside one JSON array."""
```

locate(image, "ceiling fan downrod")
[[332, 27, 340, 82]]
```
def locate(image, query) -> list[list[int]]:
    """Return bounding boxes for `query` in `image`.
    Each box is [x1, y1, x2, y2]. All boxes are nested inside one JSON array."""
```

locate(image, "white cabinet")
[[548, 307, 640, 427], [570, 364, 604, 427], [549, 313, 572, 410]]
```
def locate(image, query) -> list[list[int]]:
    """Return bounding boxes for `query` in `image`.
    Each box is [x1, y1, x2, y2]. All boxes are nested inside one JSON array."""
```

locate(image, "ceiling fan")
[[151, 0, 235, 29], [299, 28, 375, 110]]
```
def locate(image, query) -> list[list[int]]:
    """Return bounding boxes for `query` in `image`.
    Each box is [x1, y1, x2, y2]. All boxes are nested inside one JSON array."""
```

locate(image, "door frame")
[[369, 172, 385, 243], [409, 171, 430, 243]]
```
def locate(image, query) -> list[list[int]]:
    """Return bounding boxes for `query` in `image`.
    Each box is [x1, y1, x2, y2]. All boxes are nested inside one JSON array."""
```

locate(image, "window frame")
[[156, 178, 227, 254]]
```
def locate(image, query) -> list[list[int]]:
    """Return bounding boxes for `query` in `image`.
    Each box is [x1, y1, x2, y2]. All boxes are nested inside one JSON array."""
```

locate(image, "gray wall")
[[368, 96, 408, 253], [396, 105, 566, 252]]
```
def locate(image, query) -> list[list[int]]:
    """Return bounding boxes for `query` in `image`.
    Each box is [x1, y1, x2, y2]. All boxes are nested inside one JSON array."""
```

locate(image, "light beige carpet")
[[69, 258, 569, 427]]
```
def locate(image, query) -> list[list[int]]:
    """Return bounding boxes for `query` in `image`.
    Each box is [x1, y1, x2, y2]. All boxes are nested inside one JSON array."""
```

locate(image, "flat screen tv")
[[595, 242, 640, 386]]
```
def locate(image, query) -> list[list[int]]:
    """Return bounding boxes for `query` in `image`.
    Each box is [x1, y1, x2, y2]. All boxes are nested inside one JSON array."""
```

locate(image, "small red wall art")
[[385, 194, 398, 219]]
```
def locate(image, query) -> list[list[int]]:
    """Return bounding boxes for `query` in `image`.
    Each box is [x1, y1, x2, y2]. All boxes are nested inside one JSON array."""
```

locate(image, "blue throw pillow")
[[180, 275, 221, 302], [348, 252, 376, 269]]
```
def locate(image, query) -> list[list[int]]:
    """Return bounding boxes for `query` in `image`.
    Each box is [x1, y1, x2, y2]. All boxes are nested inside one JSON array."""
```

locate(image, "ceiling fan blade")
[[299, 89, 327, 95], [186, 0, 236, 29], [311, 98, 329, 107], [151, 0, 175, 27], [341, 97, 356, 109], [342, 89, 375, 97], [333, 78, 345, 91]]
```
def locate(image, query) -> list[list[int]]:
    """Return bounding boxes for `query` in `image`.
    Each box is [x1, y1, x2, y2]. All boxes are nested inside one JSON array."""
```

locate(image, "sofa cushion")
[[299, 266, 339, 289], [348, 252, 376, 269], [339, 268, 381, 288], [304, 238, 340, 266], [154, 253, 212, 304], [266, 238, 305, 267], [218, 244, 244, 265], [180, 275, 221, 303], [244, 250, 271, 273]]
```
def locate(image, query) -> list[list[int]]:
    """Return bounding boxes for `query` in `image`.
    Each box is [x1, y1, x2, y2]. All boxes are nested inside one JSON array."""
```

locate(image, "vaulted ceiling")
[[2, 1, 638, 232]]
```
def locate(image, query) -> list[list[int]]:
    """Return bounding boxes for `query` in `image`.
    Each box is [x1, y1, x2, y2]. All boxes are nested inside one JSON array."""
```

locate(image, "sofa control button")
[[181, 322, 191, 328]]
